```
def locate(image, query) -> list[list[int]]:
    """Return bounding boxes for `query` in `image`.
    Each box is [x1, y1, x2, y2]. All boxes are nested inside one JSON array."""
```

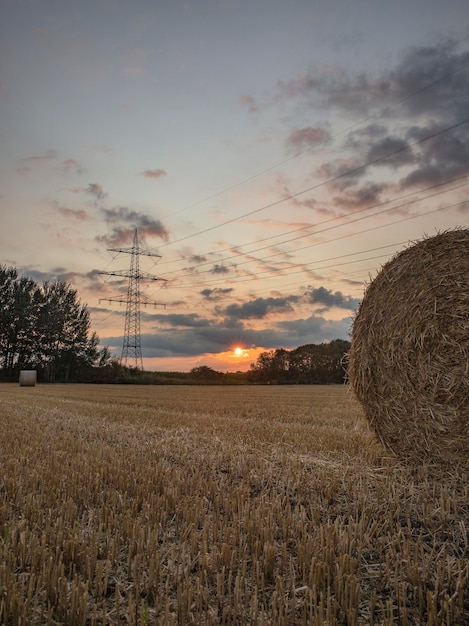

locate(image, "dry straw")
[[349, 228, 469, 465]]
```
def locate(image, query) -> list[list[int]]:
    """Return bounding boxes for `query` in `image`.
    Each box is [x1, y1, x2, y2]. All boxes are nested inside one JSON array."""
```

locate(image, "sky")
[[1, 0, 468, 372]]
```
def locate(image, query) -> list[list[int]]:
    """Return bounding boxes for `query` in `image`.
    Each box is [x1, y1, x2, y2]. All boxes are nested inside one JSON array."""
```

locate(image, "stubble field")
[[0, 383, 467, 625]]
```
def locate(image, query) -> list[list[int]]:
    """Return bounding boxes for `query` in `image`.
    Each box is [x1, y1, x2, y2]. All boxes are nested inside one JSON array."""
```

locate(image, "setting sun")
[[233, 347, 250, 358]]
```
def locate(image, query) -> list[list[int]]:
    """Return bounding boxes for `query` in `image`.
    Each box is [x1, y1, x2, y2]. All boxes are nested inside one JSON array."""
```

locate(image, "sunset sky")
[[1, 0, 468, 372]]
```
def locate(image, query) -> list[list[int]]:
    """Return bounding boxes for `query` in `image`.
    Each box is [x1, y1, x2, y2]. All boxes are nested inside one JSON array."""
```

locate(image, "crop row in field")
[[0, 384, 467, 624]]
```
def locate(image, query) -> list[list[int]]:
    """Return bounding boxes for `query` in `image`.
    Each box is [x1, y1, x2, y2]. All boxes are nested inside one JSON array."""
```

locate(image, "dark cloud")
[[345, 124, 415, 169], [87, 183, 108, 200], [143, 169, 167, 179], [210, 264, 231, 274], [386, 42, 469, 121], [277, 41, 469, 195], [223, 296, 297, 320], [201, 287, 234, 301], [275, 315, 352, 344], [393, 121, 469, 188], [17, 267, 82, 286], [99, 206, 169, 245], [316, 157, 362, 183], [276, 41, 469, 121], [332, 182, 387, 210], [286, 126, 330, 152], [365, 136, 414, 168], [303, 286, 360, 311]]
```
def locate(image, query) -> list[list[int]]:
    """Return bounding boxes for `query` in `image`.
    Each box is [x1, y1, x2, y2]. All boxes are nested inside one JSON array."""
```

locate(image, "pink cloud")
[[61, 159, 84, 174], [143, 169, 167, 179], [57, 206, 90, 221], [21, 149, 57, 162], [240, 94, 259, 113], [286, 126, 330, 152]]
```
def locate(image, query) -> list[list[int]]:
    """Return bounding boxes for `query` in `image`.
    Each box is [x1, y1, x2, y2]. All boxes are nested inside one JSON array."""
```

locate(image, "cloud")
[[21, 149, 57, 162], [399, 123, 469, 188], [303, 286, 360, 311], [210, 264, 231, 274], [18, 266, 83, 285], [240, 93, 259, 113], [275, 315, 352, 344], [143, 169, 167, 179], [332, 182, 387, 210], [374, 139, 414, 168], [275, 41, 469, 120], [87, 183, 108, 200], [201, 287, 234, 301], [16, 166, 31, 176], [190, 254, 208, 263], [145, 313, 210, 328], [316, 157, 361, 182], [56, 206, 90, 221], [286, 126, 330, 152], [61, 159, 84, 174], [223, 296, 297, 320], [99, 206, 169, 245], [276, 41, 469, 196]]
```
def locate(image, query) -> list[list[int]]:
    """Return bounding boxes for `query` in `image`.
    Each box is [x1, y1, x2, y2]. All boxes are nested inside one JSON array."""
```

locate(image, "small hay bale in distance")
[[19, 370, 37, 387], [349, 229, 469, 465]]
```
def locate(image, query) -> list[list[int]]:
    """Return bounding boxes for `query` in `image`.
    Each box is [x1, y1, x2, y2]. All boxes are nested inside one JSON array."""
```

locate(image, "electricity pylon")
[[100, 228, 166, 370]]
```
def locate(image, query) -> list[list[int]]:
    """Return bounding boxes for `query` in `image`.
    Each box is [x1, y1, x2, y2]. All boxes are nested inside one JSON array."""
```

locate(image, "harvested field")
[[0, 384, 467, 625]]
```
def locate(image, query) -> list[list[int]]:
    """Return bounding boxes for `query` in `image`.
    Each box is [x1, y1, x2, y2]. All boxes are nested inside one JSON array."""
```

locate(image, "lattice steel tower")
[[100, 228, 166, 370]]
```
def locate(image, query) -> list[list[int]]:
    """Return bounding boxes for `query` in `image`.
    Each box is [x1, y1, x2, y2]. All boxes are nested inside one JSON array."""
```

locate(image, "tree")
[[189, 366, 224, 382], [0, 266, 100, 381], [0, 267, 40, 371], [37, 281, 99, 382], [248, 340, 351, 384]]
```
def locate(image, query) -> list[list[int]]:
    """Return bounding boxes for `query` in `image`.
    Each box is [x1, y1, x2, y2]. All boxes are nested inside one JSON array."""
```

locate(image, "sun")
[[234, 347, 244, 357]]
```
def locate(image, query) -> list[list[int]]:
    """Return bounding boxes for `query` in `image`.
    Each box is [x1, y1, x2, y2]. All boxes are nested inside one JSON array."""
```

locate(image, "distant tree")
[[248, 340, 351, 384], [189, 365, 224, 382]]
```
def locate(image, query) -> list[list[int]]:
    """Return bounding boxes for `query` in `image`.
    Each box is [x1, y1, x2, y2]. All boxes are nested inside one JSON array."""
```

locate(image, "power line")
[[159, 115, 469, 248], [161, 56, 469, 220], [157, 173, 469, 268], [158, 176, 468, 278], [170, 199, 465, 289]]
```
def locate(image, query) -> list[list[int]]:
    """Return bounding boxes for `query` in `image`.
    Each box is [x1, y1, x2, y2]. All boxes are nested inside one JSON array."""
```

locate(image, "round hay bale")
[[349, 229, 469, 465], [19, 370, 37, 387]]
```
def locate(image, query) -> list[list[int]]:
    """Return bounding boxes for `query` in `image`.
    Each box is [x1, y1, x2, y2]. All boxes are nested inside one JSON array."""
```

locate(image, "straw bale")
[[349, 229, 468, 465], [19, 370, 37, 387]]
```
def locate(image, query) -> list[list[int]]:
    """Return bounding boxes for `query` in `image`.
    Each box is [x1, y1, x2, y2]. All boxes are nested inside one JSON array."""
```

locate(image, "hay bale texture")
[[349, 229, 469, 465]]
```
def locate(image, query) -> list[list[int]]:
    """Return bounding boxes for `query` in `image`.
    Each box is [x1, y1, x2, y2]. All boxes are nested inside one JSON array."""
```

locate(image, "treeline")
[[0, 266, 106, 382], [85, 364, 249, 385], [89, 343, 351, 385], [247, 339, 351, 384]]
